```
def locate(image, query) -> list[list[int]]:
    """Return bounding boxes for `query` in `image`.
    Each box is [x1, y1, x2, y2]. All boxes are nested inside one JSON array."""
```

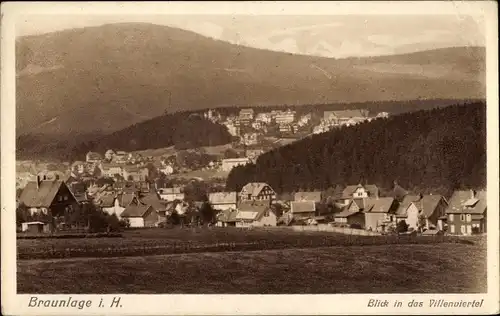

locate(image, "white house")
[[157, 187, 185, 202], [221, 158, 250, 172]]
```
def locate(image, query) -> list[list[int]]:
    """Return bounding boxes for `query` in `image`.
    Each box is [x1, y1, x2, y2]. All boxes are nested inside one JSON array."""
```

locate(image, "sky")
[[16, 14, 485, 58]]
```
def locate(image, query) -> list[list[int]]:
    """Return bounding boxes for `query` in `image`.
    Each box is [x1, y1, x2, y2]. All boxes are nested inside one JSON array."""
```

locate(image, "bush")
[[396, 220, 409, 233]]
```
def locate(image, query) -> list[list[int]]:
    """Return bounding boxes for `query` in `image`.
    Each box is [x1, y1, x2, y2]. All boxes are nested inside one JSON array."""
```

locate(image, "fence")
[[289, 224, 382, 236], [17, 234, 469, 260]]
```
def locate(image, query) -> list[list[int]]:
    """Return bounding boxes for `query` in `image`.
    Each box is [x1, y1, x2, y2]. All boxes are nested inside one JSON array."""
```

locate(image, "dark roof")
[[140, 193, 165, 211], [19, 180, 67, 208], [217, 209, 238, 222], [117, 192, 135, 207], [100, 195, 116, 207], [290, 201, 315, 214], [294, 191, 322, 202], [121, 204, 152, 217], [335, 208, 360, 218], [446, 190, 486, 214], [395, 195, 421, 217], [392, 184, 409, 201], [415, 195, 447, 218], [364, 197, 395, 213]]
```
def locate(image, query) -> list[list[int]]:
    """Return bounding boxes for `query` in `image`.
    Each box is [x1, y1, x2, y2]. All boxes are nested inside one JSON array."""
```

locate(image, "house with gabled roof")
[[395, 194, 448, 231], [120, 193, 164, 228], [290, 201, 316, 221], [234, 201, 277, 227], [19, 176, 79, 218], [362, 197, 397, 232], [216, 208, 238, 227], [239, 182, 276, 202], [446, 190, 487, 235], [208, 192, 238, 211], [334, 202, 366, 228], [337, 184, 379, 206]]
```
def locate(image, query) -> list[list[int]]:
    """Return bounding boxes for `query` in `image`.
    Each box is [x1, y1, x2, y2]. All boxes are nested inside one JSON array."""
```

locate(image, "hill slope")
[[16, 22, 485, 136], [16, 113, 233, 161], [226, 101, 486, 197]]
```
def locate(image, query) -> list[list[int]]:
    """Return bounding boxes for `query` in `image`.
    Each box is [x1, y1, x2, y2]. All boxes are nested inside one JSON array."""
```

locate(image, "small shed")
[[21, 221, 51, 234]]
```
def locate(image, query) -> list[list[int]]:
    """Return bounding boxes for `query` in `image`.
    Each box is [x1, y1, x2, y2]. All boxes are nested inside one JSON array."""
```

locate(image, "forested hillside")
[[17, 113, 232, 161], [226, 102, 486, 197]]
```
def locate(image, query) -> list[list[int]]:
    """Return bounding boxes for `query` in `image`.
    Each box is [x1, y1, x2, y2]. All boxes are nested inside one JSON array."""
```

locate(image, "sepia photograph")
[[1, 1, 499, 315]]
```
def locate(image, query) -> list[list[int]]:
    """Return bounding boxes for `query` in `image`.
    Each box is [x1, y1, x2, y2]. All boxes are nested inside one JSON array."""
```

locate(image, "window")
[[449, 214, 454, 221], [466, 214, 472, 222], [460, 225, 466, 234], [450, 225, 455, 233], [460, 214, 466, 221], [58, 196, 62, 202], [64, 195, 68, 201]]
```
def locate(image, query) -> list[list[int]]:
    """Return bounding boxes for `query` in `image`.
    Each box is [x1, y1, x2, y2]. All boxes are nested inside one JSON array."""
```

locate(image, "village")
[[16, 105, 486, 238]]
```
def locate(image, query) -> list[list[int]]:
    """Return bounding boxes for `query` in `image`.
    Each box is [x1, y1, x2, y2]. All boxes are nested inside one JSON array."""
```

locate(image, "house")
[[395, 194, 448, 231], [221, 157, 250, 172], [255, 113, 272, 124], [100, 163, 124, 178], [338, 184, 379, 205], [294, 191, 322, 203], [85, 151, 102, 163], [239, 182, 276, 202], [363, 197, 397, 232], [216, 208, 238, 227], [208, 192, 238, 211], [446, 190, 487, 235], [21, 221, 52, 234], [290, 201, 316, 221], [224, 122, 240, 137], [157, 187, 185, 202], [122, 166, 148, 182], [245, 149, 264, 162], [394, 195, 420, 230], [323, 109, 369, 123], [159, 164, 174, 175], [113, 151, 128, 164], [235, 201, 277, 227], [278, 124, 293, 133], [239, 108, 255, 120], [334, 202, 366, 228], [104, 149, 115, 161], [274, 110, 295, 125], [240, 132, 260, 146], [100, 192, 135, 219], [120, 194, 163, 228], [18, 176, 79, 225]]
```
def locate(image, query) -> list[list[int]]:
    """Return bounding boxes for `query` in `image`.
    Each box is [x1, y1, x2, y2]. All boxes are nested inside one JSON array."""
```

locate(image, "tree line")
[[226, 102, 486, 198]]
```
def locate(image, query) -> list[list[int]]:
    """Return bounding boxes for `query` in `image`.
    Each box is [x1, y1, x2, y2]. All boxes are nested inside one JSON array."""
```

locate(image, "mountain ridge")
[[16, 22, 486, 136]]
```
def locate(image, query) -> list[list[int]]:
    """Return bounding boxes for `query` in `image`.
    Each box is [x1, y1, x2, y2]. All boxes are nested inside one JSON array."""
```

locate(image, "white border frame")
[[2, 2, 499, 315]]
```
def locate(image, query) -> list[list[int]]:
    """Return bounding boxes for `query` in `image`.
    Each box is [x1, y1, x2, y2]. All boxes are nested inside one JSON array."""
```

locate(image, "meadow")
[[17, 227, 467, 260], [18, 242, 487, 294]]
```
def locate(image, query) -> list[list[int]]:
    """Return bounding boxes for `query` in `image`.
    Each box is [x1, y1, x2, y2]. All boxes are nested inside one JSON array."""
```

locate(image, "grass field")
[[18, 242, 486, 294], [17, 227, 469, 260]]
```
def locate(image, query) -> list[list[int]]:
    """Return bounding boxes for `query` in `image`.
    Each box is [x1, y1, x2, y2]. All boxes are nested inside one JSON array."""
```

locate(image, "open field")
[[18, 242, 486, 294], [17, 227, 470, 260]]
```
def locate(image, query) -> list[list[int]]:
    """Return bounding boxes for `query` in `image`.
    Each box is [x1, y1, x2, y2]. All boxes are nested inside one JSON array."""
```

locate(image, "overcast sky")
[[16, 14, 485, 58]]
